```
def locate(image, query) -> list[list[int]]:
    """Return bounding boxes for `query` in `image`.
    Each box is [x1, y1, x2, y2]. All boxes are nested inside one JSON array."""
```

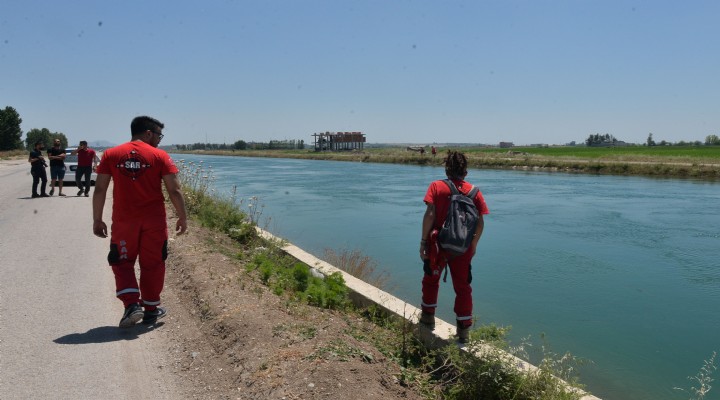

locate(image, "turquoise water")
[[177, 154, 720, 400]]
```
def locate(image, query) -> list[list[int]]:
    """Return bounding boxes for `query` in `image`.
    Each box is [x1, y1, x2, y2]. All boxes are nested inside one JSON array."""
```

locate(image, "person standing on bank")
[[28, 141, 49, 198], [419, 151, 489, 343], [93, 116, 188, 328], [47, 138, 66, 196], [71, 140, 99, 196]]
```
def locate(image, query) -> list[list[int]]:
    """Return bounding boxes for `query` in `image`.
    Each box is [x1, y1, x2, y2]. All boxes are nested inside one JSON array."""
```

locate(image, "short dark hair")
[[130, 115, 165, 137], [35, 141, 43, 147], [79, 140, 88, 146], [444, 150, 468, 179]]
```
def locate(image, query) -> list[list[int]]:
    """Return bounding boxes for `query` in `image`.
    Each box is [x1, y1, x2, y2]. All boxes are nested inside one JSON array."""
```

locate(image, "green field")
[[463, 145, 720, 161]]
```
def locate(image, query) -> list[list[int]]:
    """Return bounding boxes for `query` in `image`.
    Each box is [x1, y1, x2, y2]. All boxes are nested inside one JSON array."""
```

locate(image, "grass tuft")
[[323, 248, 391, 290]]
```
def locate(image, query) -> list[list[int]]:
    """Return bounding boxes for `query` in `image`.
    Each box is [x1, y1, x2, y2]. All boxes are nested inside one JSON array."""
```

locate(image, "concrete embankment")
[[257, 228, 601, 400]]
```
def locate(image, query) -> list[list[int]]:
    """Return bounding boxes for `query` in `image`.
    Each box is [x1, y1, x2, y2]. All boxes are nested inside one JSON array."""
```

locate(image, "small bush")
[[428, 327, 585, 400], [304, 272, 349, 309], [248, 252, 349, 310], [228, 223, 257, 244]]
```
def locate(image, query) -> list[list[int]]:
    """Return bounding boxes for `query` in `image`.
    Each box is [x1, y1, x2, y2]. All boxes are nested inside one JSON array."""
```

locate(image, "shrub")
[[248, 252, 349, 310], [428, 326, 585, 400]]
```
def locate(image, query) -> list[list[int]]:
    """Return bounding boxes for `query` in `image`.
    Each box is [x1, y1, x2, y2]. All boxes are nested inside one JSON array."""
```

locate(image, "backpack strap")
[[467, 186, 479, 200], [443, 179, 460, 195], [444, 179, 478, 200]]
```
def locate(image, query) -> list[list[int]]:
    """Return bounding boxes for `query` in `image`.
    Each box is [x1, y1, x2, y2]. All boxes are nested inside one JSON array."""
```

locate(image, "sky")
[[2, 1, 719, 146]]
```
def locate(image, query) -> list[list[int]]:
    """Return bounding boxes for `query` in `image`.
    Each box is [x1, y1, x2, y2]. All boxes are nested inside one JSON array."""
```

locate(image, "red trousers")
[[108, 215, 168, 310], [421, 234, 474, 327]]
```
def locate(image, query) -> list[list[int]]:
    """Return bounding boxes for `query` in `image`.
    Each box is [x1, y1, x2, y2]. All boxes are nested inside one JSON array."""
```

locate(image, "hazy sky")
[[2, 1, 718, 146]]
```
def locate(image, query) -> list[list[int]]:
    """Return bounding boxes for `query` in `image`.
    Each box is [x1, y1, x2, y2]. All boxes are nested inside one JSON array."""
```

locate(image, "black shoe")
[[419, 311, 435, 329], [58, 193, 66, 196], [49, 188, 54, 196], [32, 194, 40, 198], [119, 303, 144, 328], [457, 325, 471, 344], [84, 191, 89, 197], [40, 193, 50, 197], [142, 306, 167, 324], [77, 189, 84, 196]]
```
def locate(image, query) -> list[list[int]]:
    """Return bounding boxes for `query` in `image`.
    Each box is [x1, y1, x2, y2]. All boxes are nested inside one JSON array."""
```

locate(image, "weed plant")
[[420, 326, 586, 400], [247, 251, 349, 309], [675, 351, 717, 400], [323, 248, 391, 290], [176, 159, 258, 244]]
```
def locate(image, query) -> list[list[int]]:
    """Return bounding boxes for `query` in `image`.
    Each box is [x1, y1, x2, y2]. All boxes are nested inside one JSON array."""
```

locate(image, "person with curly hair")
[[419, 150, 489, 343]]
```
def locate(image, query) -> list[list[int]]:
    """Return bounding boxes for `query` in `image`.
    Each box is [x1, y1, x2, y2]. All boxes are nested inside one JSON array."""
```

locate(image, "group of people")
[[28, 139, 99, 198], [27, 115, 487, 343]]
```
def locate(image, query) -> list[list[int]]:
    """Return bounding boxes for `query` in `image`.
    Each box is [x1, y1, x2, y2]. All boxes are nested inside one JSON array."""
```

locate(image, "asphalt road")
[[0, 159, 179, 399]]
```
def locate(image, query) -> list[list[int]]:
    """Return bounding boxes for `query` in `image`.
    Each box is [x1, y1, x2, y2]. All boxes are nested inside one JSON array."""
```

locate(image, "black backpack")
[[437, 179, 480, 256]]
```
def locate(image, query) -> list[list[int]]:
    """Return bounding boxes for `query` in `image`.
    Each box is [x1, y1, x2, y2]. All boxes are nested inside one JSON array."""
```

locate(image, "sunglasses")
[[148, 130, 164, 140]]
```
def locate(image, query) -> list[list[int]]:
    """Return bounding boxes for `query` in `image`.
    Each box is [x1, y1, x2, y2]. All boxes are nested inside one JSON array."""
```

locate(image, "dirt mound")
[[157, 216, 424, 399]]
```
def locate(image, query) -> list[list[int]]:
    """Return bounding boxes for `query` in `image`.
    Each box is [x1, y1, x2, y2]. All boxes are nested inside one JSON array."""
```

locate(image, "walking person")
[[47, 138, 66, 196], [28, 141, 49, 198], [419, 150, 489, 343], [92, 115, 188, 328], [71, 140, 99, 196]]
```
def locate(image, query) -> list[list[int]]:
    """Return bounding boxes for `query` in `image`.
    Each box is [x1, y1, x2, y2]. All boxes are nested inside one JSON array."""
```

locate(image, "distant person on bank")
[[71, 140, 99, 197], [93, 115, 188, 328], [47, 138, 66, 196], [28, 141, 49, 198], [419, 150, 489, 343]]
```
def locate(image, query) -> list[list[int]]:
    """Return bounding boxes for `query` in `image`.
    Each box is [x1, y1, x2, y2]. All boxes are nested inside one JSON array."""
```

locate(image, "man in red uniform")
[[71, 140, 99, 196], [419, 150, 489, 343], [93, 116, 187, 328]]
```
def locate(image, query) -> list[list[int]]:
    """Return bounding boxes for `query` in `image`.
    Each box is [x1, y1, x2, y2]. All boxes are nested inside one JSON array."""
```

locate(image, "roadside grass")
[[0, 149, 27, 160], [175, 159, 594, 399]]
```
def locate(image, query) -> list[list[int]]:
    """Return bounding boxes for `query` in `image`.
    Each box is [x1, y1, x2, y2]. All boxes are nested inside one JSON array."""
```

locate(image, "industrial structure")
[[312, 131, 366, 151]]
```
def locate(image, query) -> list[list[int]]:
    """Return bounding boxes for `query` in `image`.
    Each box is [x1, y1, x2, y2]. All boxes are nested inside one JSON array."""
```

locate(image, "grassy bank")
[[172, 145, 720, 180], [174, 159, 590, 400], [0, 149, 28, 160]]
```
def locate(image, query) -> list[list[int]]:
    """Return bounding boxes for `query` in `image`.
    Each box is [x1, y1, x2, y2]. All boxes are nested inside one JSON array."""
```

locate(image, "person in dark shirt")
[[47, 138, 67, 196], [28, 141, 49, 198]]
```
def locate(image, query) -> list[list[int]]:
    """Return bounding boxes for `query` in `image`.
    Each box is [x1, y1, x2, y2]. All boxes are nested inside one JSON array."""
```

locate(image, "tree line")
[[0, 106, 70, 150], [584, 132, 720, 147], [175, 139, 305, 151]]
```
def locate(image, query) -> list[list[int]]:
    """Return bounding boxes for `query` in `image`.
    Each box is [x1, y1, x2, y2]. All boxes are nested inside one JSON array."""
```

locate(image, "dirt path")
[[0, 160, 180, 399], [158, 212, 425, 399]]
